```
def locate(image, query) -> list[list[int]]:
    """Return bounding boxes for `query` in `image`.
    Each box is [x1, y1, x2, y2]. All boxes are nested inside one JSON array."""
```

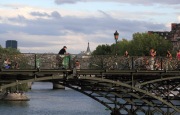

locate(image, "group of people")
[[149, 49, 180, 70], [124, 49, 180, 70], [59, 45, 180, 70]]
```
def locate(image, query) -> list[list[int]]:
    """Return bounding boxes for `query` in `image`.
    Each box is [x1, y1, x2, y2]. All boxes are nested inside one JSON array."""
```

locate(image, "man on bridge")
[[58, 46, 67, 54]]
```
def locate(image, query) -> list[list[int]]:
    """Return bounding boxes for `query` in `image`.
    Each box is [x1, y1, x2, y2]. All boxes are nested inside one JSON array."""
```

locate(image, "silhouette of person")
[[59, 46, 67, 54]]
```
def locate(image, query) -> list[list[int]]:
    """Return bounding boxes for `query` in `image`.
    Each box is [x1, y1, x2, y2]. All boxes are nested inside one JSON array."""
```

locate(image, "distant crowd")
[[2, 46, 180, 70]]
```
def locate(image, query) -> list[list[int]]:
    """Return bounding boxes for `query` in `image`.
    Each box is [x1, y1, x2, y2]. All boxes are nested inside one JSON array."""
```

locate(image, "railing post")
[[160, 57, 163, 70], [68, 55, 71, 69], [101, 56, 104, 69], [35, 54, 37, 69], [131, 57, 134, 70]]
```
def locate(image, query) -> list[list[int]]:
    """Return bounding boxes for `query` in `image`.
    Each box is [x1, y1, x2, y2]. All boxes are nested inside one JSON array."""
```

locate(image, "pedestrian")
[[73, 60, 81, 79], [75, 60, 80, 69], [124, 50, 129, 58], [58, 46, 70, 69], [58, 46, 67, 55], [124, 51, 130, 69], [166, 50, 172, 70], [167, 50, 172, 60], [3, 58, 11, 69], [150, 48, 156, 70], [176, 50, 180, 61]]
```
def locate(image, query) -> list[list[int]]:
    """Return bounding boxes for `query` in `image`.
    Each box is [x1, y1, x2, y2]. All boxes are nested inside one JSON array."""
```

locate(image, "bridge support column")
[[53, 82, 65, 89], [27, 82, 32, 89]]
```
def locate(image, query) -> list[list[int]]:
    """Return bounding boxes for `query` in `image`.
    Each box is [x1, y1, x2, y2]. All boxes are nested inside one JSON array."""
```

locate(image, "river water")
[[0, 82, 110, 115]]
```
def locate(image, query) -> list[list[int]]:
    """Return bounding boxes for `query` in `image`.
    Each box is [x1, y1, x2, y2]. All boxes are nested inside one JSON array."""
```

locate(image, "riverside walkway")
[[0, 53, 180, 115]]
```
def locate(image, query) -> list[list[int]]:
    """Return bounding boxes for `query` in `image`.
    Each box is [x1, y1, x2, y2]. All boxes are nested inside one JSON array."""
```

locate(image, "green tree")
[[92, 32, 173, 56], [111, 39, 131, 55], [130, 33, 172, 56], [0, 47, 29, 92], [92, 44, 112, 55]]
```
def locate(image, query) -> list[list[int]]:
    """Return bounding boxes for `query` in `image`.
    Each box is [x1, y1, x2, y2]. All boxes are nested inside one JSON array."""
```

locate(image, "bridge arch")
[[1, 75, 179, 114]]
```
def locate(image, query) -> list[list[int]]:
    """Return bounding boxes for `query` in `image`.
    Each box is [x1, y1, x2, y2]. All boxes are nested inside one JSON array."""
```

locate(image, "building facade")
[[6, 40, 18, 49], [148, 23, 180, 51]]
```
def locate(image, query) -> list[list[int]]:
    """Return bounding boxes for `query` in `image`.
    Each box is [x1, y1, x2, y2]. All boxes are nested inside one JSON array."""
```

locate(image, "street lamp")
[[114, 30, 119, 55], [114, 30, 119, 44]]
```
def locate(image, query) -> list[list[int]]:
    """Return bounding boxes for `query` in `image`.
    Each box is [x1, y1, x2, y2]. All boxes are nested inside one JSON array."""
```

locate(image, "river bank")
[[0, 92, 29, 101]]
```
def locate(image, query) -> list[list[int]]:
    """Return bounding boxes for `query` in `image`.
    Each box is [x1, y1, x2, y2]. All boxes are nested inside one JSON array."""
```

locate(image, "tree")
[[92, 44, 112, 55], [130, 33, 172, 56], [0, 47, 29, 92], [92, 32, 173, 56]]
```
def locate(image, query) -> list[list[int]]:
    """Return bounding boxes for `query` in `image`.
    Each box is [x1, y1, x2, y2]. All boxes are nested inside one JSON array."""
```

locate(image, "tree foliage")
[[92, 44, 112, 55], [0, 46, 20, 55], [92, 32, 173, 56], [0, 46, 29, 92]]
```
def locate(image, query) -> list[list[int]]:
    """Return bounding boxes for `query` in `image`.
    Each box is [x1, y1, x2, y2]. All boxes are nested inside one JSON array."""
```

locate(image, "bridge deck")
[[0, 69, 179, 80]]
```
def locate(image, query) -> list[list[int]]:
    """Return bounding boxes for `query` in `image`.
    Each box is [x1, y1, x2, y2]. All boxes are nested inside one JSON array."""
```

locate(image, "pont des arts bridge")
[[0, 53, 180, 115]]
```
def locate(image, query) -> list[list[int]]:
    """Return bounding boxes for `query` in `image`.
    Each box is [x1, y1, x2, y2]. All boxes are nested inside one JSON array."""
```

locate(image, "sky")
[[0, 0, 180, 54]]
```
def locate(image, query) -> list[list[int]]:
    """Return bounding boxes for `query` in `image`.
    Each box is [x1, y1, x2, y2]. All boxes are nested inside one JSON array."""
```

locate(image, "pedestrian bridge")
[[0, 53, 180, 115]]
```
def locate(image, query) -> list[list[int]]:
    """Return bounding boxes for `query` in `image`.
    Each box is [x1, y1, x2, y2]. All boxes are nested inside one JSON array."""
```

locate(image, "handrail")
[[0, 53, 179, 71]]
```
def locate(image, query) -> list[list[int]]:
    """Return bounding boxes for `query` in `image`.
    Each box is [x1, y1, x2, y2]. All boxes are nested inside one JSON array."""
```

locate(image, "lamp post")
[[114, 30, 119, 55], [111, 31, 120, 115]]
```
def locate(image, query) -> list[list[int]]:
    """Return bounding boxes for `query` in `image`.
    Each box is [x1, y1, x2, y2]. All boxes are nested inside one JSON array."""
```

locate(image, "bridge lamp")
[[114, 30, 119, 44], [114, 30, 119, 55]]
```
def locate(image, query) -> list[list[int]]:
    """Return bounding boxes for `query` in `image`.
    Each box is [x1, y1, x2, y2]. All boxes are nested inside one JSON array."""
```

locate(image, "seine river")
[[0, 82, 110, 115]]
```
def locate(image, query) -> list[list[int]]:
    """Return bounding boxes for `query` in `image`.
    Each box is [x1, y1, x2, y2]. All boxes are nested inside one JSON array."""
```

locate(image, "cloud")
[[51, 11, 61, 18], [0, 10, 167, 54], [30, 11, 61, 19], [5, 13, 165, 37], [55, 0, 81, 4], [30, 12, 50, 17], [55, 0, 180, 5], [0, 2, 171, 54]]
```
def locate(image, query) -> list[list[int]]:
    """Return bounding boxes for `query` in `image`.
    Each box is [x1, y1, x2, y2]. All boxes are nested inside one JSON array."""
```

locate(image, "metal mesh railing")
[[0, 53, 180, 70]]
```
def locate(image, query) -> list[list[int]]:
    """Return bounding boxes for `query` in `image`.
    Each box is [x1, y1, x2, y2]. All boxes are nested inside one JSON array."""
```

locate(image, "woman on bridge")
[[3, 58, 11, 69], [176, 50, 180, 61], [166, 50, 172, 70], [150, 48, 156, 70]]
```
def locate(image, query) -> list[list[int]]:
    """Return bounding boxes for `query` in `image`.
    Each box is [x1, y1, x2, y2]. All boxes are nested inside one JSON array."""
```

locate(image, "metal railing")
[[0, 53, 180, 70]]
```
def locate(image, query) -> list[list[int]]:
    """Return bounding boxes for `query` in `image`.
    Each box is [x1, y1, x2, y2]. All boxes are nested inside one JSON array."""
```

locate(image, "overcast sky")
[[0, 0, 180, 54]]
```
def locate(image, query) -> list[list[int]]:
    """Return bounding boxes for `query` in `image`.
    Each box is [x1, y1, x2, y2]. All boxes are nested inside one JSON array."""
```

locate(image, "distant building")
[[6, 40, 18, 49], [85, 42, 91, 55], [148, 23, 180, 51], [77, 42, 91, 58]]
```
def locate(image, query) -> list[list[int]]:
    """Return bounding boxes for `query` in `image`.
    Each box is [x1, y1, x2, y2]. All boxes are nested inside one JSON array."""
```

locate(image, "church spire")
[[86, 42, 91, 55]]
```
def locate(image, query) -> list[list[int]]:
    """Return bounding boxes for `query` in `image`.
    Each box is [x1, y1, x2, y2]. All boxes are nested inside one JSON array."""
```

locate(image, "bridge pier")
[[27, 82, 32, 89], [53, 82, 65, 89]]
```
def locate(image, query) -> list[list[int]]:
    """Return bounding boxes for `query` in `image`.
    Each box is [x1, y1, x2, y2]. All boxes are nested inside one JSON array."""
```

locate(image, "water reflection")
[[0, 82, 110, 115], [0, 101, 29, 107]]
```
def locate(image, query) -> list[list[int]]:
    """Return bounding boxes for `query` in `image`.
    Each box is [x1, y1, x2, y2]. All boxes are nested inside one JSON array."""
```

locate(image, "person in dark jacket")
[[58, 46, 67, 54], [57, 46, 69, 69]]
